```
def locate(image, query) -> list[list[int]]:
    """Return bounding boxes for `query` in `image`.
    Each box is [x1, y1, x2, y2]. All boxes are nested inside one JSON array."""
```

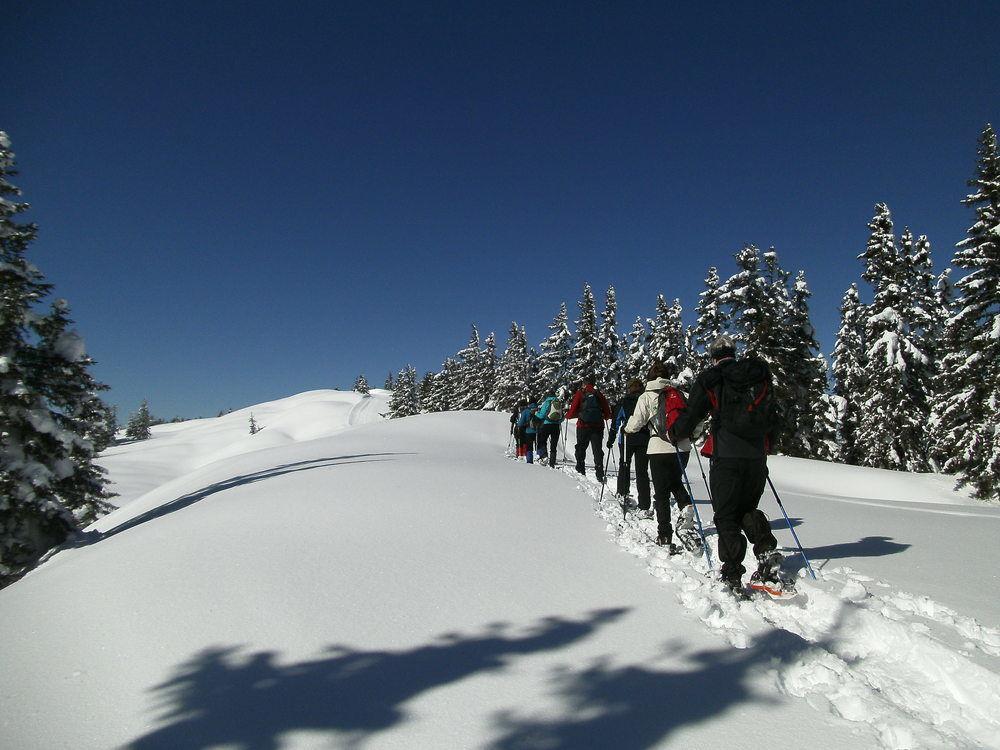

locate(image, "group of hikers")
[[509, 335, 787, 597]]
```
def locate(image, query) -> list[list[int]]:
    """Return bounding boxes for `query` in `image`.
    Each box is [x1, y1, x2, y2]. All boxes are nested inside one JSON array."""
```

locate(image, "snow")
[[2, 389, 999, 749]]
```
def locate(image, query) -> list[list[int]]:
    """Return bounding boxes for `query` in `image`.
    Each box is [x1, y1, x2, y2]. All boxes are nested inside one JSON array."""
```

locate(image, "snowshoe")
[[635, 508, 654, 520], [654, 535, 683, 555], [675, 527, 703, 553], [720, 576, 750, 601], [748, 551, 797, 598]]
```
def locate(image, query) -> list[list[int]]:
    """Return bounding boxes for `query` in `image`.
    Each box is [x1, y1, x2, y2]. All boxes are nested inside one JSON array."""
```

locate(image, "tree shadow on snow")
[[126, 608, 628, 749], [71, 454, 414, 548], [488, 626, 820, 749], [801, 535, 911, 564]]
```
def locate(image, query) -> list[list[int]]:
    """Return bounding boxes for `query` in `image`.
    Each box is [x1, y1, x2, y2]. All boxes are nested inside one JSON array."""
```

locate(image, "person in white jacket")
[[624, 361, 699, 552]]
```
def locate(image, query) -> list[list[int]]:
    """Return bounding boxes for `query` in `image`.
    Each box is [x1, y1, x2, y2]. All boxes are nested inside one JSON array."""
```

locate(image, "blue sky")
[[6, 1, 998, 418]]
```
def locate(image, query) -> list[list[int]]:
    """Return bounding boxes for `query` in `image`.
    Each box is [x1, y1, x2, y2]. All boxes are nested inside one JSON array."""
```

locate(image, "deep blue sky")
[[6, 1, 998, 418]]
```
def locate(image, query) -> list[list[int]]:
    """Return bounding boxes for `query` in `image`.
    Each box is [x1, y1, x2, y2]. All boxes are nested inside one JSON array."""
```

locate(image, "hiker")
[[608, 379, 652, 517], [565, 375, 612, 482], [515, 398, 540, 463], [624, 361, 698, 552], [534, 391, 565, 467], [669, 335, 782, 595], [511, 401, 526, 454]]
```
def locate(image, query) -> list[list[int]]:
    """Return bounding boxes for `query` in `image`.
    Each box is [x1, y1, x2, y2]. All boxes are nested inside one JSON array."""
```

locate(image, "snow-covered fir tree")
[[535, 303, 573, 396], [249, 414, 261, 434], [494, 323, 530, 411], [690, 266, 728, 371], [455, 325, 485, 410], [832, 283, 868, 465], [718, 246, 783, 361], [855, 204, 931, 471], [647, 295, 688, 378], [387, 366, 419, 418], [570, 284, 601, 386], [597, 285, 625, 399], [416, 371, 435, 412], [353, 374, 370, 395], [0, 132, 117, 576], [481, 332, 497, 409], [623, 316, 649, 382], [383, 372, 395, 390], [931, 124, 1000, 501], [782, 272, 836, 460], [125, 401, 153, 441]]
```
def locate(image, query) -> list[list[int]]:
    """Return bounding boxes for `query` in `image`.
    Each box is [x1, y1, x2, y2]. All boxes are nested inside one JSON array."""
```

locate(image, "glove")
[[666, 426, 679, 445], [606, 433, 615, 448]]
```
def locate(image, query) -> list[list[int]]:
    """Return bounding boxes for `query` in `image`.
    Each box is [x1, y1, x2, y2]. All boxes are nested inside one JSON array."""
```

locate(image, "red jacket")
[[565, 385, 612, 429]]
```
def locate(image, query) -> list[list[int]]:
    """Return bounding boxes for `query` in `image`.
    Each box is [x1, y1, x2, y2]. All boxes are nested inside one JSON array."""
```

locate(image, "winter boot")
[[635, 508, 654, 520], [721, 575, 749, 600], [654, 534, 682, 555], [749, 550, 794, 597]]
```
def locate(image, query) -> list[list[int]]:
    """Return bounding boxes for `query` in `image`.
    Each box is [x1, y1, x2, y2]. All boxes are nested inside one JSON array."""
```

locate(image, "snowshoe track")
[[540, 461, 1000, 749]]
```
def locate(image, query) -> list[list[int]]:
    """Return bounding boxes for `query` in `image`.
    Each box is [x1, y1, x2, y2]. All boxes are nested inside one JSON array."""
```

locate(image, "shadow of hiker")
[[770, 516, 803, 530], [71, 454, 414, 548], [127, 609, 629, 749], [803, 535, 911, 562], [488, 626, 819, 749]]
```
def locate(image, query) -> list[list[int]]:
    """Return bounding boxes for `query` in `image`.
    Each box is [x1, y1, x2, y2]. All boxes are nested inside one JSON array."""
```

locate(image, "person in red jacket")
[[565, 374, 612, 482]]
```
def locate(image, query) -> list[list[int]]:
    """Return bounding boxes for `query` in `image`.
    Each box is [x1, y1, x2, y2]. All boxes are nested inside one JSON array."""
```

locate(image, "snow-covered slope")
[[1, 392, 998, 749]]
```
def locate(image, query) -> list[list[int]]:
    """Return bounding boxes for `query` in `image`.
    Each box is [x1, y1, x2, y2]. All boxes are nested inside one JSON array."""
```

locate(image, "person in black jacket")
[[608, 379, 652, 516], [669, 335, 781, 594]]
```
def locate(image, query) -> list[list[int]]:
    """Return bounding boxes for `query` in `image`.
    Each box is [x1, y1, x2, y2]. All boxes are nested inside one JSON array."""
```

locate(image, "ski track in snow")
[[506, 452, 1000, 750]]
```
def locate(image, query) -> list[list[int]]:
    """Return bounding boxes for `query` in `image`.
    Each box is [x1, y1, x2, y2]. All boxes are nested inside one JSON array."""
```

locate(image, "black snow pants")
[[575, 424, 606, 481], [648, 452, 691, 540], [616, 440, 650, 509], [535, 423, 561, 467], [709, 457, 777, 581]]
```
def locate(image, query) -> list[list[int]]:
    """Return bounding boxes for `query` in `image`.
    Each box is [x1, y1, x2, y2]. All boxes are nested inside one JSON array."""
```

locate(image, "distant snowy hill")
[[2, 390, 999, 749]]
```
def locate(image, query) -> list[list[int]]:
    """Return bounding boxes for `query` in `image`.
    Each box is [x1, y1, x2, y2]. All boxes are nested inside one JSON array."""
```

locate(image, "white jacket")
[[624, 378, 692, 455]]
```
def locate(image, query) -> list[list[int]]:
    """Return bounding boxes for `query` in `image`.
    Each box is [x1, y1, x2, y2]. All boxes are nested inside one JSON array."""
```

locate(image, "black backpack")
[[579, 392, 604, 423], [715, 374, 775, 442]]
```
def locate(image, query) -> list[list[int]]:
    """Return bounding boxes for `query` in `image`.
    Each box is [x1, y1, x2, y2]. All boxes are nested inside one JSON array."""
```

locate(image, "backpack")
[[715, 374, 775, 442], [651, 387, 688, 439], [545, 397, 564, 422], [579, 392, 604, 423]]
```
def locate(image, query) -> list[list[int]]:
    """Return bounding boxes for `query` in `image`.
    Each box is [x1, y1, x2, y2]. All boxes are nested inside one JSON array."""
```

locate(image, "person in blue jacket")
[[516, 398, 540, 463], [534, 392, 565, 467]]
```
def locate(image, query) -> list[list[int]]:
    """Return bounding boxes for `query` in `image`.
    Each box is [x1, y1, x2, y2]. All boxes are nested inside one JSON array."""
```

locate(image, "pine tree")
[[455, 325, 485, 410], [353, 374, 370, 395], [718, 246, 780, 359], [494, 323, 530, 411], [932, 124, 1000, 500], [481, 332, 497, 409], [249, 414, 261, 434], [597, 285, 625, 399], [623, 316, 649, 382], [417, 371, 435, 412], [783, 272, 836, 459], [0, 133, 114, 575], [125, 401, 153, 441], [570, 284, 600, 386], [690, 266, 728, 371], [384, 372, 395, 390], [387, 366, 419, 418], [536, 303, 573, 396], [856, 205, 931, 471], [832, 284, 867, 465]]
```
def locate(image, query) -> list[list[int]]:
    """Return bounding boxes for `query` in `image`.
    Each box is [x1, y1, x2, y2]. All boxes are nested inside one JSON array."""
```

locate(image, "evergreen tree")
[[353, 374, 370, 395], [832, 284, 867, 465], [249, 414, 261, 434], [536, 303, 573, 396], [597, 285, 624, 399], [384, 372, 395, 390], [623, 316, 649, 382], [417, 371, 435, 412], [718, 245, 781, 360], [0, 133, 114, 575], [570, 284, 600, 385], [690, 266, 728, 371], [125, 401, 153, 441], [455, 325, 485, 410], [932, 124, 1000, 500], [783, 272, 836, 459], [856, 205, 931, 471], [494, 323, 530, 411], [481, 331, 497, 409], [387, 366, 419, 418]]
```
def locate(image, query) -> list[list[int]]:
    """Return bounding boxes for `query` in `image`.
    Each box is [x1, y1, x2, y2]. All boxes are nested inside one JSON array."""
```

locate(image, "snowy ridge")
[[552, 458, 1000, 749]]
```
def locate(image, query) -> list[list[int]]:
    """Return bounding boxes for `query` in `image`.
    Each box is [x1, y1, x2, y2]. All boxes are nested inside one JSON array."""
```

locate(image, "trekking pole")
[[598, 431, 614, 505], [766, 475, 817, 580], [562, 420, 568, 462], [675, 451, 713, 570]]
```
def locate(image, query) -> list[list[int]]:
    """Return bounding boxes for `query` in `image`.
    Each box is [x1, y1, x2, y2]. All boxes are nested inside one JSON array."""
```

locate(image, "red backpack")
[[651, 387, 687, 439]]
